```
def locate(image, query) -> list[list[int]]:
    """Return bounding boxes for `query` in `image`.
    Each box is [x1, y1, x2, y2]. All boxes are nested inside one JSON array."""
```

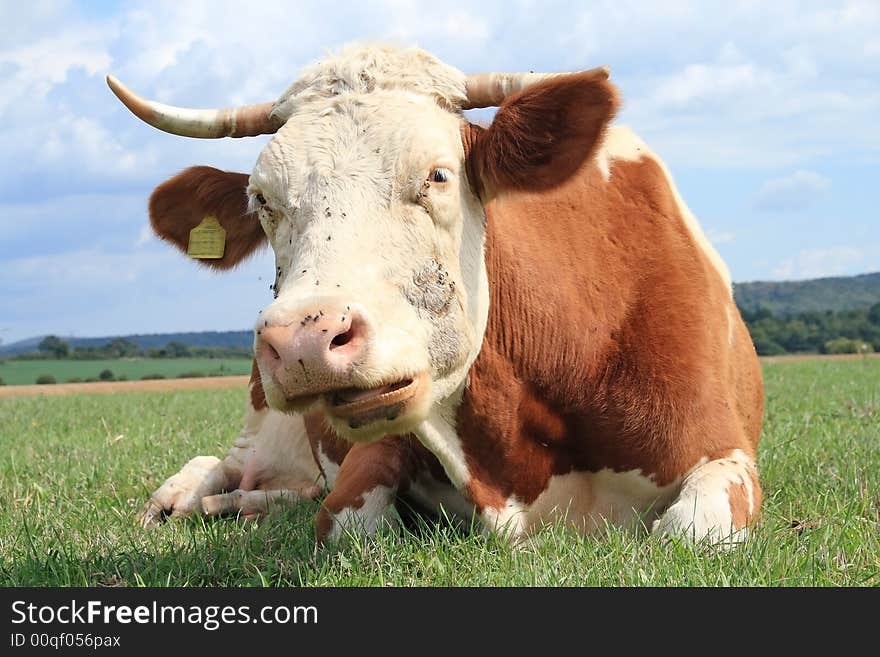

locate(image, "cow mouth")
[[324, 378, 419, 428]]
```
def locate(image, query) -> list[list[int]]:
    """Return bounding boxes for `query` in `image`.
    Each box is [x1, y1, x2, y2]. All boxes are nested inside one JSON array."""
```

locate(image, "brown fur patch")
[[466, 69, 619, 199], [313, 434, 445, 541], [728, 482, 750, 530], [303, 412, 352, 472], [149, 166, 267, 270], [314, 506, 334, 541], [728, 468, 762, 529], [456, 82, 764, 514], [301, 411, 451, 541]]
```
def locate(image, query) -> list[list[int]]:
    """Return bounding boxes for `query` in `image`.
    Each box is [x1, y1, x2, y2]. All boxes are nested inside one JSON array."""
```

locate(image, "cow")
[[111, 43, 764, 545]]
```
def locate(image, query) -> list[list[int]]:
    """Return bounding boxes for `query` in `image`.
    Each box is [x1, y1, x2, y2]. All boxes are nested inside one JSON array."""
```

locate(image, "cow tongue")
[[334, 385, 391, 404], [333, 380, 408, 405]]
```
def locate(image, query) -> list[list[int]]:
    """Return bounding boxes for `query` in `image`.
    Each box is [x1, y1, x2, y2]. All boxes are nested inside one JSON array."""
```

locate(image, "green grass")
[[0, 357, 253, 385], [0, 359, 877, 586]]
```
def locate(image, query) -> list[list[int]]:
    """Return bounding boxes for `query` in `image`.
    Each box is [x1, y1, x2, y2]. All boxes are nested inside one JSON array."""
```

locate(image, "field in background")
[[0, 359, 877, 586], [0, 376, 250, 398], [0, 358, 253, 386]]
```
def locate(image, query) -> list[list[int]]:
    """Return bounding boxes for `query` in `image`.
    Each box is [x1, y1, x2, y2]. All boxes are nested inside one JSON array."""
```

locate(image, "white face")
[[247, 91, 489, 441]]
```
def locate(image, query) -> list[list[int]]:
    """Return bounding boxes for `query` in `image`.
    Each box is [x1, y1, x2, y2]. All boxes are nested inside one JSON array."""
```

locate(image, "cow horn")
[[105, 74, 283, 138], [462, 65, 611, 109]]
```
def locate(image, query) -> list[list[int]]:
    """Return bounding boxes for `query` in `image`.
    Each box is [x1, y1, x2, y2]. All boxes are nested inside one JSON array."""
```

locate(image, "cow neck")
[[453, 170, 638, 508], [468, 173, 627, 419]]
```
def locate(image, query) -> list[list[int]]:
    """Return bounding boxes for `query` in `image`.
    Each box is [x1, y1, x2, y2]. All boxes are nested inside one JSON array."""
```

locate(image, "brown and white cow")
[[114, 43, 763, 545]]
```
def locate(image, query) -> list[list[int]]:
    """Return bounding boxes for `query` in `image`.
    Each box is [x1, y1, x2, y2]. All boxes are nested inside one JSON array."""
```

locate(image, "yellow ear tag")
[[187, 215, 226, 259]]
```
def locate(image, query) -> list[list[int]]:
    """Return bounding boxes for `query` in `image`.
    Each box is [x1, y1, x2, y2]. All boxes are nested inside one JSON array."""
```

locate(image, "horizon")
[[5, 269, 878, 348], [2, 1, 878, 344]]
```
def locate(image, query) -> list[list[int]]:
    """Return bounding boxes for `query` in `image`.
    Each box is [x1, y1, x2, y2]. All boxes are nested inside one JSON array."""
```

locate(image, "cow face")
[[247, 92, 487, 440], [139, 46, 617, 443]]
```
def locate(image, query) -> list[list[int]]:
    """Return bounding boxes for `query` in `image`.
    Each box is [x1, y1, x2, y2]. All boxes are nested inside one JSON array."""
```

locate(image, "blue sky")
[[1, 0, 878, 344]]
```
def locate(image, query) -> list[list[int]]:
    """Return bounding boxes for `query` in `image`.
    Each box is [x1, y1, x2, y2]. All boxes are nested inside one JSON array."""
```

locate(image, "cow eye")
[[431, 168, 450, 184], [256, 193, 267, 205]]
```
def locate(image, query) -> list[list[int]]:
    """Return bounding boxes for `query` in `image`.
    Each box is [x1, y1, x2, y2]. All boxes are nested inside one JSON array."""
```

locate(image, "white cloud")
[[782, 45, 818, 79], [3, 245, 274, 343], [39, 115, 150, 175], [623, 47, 880, 168], [135, 225, 154, 247], [2, 0, 878, 195], [0, 192, 146, 249], [0, 27, 110, 86], [0, 0, 504, 199], [558, 1, 880, 168], [771, 245, 876, 280], [752, 170, 831, 212], [772, 259, 794, 279], [0, 13, 115, 117], [6, 248, 166, 286], [649, 62, 769, 111], [2, 0, 879, 341]]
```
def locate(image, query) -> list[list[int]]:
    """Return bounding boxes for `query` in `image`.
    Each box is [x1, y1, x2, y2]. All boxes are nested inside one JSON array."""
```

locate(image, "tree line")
[[14, 336, 253, 360], [11, 302, 880, 362], [742, 302, 880, 355]]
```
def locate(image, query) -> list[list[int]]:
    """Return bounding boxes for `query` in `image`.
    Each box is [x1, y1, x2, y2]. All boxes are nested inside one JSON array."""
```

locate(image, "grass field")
[[0, 358, 877, 586], [0, 357, 253, 386]]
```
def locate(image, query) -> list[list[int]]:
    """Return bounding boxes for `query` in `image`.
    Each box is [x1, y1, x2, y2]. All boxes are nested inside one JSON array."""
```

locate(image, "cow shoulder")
[[596, 125, 732, 293]]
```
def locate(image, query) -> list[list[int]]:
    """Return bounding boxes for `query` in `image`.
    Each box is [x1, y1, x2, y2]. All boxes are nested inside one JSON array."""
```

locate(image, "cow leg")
[[315, 438, 415, 543], [139, 391, 320, 527], [652, 449, 762, 546], [138, 456, 235, 527], [201, 486, 323, 520], [138, 374, 267, 527]]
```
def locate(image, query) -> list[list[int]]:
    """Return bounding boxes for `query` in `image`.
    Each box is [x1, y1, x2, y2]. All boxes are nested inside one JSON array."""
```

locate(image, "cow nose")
[[255, 303, 367, 398]]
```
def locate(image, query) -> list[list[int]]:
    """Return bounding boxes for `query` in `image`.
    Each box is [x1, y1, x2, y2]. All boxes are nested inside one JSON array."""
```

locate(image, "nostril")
[[261, 339, 281, 361], [329, 312, 363, 351], [330, 329, 353, 349]]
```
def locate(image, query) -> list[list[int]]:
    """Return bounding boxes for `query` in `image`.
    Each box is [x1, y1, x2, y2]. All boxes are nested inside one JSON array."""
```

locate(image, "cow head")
[[110, 44, 617, 441]]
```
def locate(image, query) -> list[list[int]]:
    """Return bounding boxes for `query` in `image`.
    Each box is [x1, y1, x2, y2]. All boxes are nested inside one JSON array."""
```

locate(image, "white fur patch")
[[229, 409, 320, 491], [251, 83, 485, 422], [481, 497, 527, 539], [481, 468, 680, 541], [139, 455, 228, 526], [405, 473, 475, 521], [326, 484, 397, 541], [316, 442, 341, 489], [529, 468, 680, 534], [414, 390, 472, 489], [595, 124, 646, 182], [271, 43, 467, 121], [652, 450, 756, 545]]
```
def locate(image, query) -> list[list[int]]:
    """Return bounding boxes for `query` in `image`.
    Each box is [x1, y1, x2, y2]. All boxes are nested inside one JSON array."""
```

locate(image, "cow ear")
[[465, 70, 619, 200], [149, 166, 267, 270]]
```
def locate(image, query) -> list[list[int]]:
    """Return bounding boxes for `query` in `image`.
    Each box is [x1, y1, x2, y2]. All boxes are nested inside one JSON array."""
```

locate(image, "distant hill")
[[3, 272, 879, 356], [0, 335, 45, 355], [734, 272, 880, 316], [0, 330, 253, 357]]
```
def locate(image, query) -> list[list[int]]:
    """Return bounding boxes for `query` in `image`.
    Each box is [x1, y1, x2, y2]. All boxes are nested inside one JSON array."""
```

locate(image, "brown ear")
[[465, 69, 619, 200], [149, 166, 267, 270]]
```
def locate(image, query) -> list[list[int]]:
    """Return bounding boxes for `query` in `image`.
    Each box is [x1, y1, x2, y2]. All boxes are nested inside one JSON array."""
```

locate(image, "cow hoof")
[[137, 456, 227, 528], [651, 452, 760, 548], [315, 500, 399, 545], [137, 498, 167, 528]]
